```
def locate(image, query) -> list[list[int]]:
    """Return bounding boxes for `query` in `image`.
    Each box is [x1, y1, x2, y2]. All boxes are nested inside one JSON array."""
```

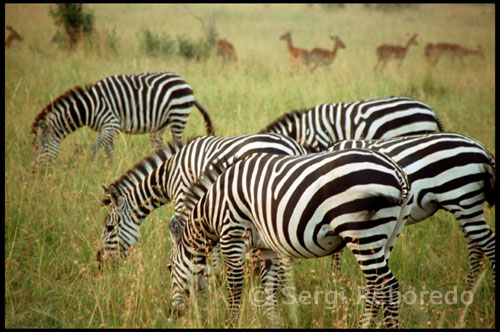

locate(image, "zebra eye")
[[106, 224, 115, 232]]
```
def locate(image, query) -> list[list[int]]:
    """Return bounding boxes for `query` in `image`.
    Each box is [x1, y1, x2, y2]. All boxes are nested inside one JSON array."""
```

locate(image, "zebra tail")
[[367, 149, 411, 206], [193, 100, 215, 136], [434, 111, 445, 132], [485, 157, 496, 207]]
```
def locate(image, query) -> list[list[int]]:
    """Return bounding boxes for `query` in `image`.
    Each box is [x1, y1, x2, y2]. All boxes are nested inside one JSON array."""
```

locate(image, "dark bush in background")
[[49, 4, 95, 49]]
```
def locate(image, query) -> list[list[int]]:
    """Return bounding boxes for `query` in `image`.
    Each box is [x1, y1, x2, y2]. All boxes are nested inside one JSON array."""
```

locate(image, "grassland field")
[[4, 3, 495, 328]]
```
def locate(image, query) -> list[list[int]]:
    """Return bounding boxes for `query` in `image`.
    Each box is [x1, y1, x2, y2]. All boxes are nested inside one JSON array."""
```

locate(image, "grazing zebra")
[[30, 72, 214, 171], [260, 96, 444, 152], [329, 132, 496, 288], [168, 149, 412, 328], [96, 133, 308, 268]]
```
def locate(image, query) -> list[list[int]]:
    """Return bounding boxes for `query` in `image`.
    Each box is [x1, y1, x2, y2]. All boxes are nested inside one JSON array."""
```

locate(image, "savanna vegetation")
[[5, 4, 495, 328]]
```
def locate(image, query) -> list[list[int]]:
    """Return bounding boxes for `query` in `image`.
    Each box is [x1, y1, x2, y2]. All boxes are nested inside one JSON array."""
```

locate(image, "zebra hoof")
[[168, 302, 186, 318]]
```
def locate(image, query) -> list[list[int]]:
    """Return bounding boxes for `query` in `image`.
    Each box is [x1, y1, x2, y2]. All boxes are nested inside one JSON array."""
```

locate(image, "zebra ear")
[[169, 216, 184, 246], [38, 118, 48, 130], [104, 184, 122, 207], [101, 184, 111, 205]]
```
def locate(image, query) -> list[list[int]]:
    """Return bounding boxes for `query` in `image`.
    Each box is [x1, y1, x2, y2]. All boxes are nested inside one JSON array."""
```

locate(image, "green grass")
[[5, 4, 495, 328]]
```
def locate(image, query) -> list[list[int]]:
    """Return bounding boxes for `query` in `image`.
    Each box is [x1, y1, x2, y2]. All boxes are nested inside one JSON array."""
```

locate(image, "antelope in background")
[[280, 31, 311, 67], [215, 38, 237, 63], [423, 42, 484, 66], [374, 33, 418, 71], [309, 35, 346, 72], [5, 26, 22, 48]]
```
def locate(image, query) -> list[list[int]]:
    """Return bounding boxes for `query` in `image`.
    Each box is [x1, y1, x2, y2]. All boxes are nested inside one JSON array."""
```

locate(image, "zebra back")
[[181, 147, 412, 227], [260, 96, 444, 152], [329, 132, 495, 207]]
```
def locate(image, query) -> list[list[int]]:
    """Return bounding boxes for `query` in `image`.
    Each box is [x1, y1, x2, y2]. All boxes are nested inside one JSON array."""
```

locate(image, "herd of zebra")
[[30, 71, 495, 328]]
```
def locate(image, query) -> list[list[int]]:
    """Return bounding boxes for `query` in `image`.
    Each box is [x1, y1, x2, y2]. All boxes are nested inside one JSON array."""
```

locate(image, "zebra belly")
[[253, 223, 344, 259]]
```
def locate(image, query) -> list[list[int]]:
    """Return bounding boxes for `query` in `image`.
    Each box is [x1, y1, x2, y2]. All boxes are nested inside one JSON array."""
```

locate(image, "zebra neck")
[[48, 86, 96, 140], [125, 188, 169, 223], [181, 204, 217, 258]]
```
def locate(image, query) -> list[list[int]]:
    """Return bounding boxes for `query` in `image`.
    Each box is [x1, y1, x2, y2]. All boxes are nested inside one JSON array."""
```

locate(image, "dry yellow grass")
[[5, 4, 494, 328]]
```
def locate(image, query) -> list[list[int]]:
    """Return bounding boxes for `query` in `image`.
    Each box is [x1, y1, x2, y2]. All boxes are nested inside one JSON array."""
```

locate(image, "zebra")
[[96, 133, 308, 269], [260, 96, 444, 152], [168, 148, 412, 328], [328, 132, 496, 288], [30, 72, 214, 171]]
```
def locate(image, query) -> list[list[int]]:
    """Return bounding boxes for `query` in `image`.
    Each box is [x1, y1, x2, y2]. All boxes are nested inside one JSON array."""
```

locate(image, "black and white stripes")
[[260, 96, 444, 152], [329, 132, 496, 287], [169, 149, 412, 328], [97, 134, 307, 264], [31, 72, 213, 171]]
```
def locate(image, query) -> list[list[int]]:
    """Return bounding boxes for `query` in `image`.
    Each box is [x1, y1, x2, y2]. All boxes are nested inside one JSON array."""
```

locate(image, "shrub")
[[176, 35, 211, 60], [49, 4, 94, 49], [139, 28, 176, 58]]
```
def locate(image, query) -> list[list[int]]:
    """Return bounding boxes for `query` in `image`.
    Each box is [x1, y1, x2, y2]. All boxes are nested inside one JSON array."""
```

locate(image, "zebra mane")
[[101, 136, 201, 205], [30, 84, 92, 134], [181, 156, 229, 218], [258, 109, 306, 134]]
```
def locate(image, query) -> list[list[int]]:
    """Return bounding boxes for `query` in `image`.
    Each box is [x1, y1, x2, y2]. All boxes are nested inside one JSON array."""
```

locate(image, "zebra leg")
[[211, 243, 222, 274], [169, 113, 189, 141], [450, 201, 496, 287], [220, 233, 250, 325], [463, 227, 495, 289], [90, 125, 118, 161], [277, 256, 293, 293], [359, 279, 380, 328], [358, 265, 399, 329], [258, 249, 281, 326], [149, 129, 165, 151], [331, 250, 343, 276], [348, 217, 402, 328], [247, 247, 261, 277], [465, 245, 485, 289], [104, 140, 115, 160]]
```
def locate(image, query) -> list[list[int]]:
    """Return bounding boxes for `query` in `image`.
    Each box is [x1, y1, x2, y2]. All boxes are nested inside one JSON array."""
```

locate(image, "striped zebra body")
[[330, 132, 496, 287], [97, 134, 307, 266], [169, 149, 412, 328], [30, 72, 214, 171], [260, 96, 444, 152]]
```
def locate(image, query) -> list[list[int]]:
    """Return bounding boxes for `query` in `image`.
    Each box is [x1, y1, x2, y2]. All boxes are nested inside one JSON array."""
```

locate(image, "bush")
[[139, 28, 176, 57], [176, 35, 211, 60], [49, 4, 94, 49]]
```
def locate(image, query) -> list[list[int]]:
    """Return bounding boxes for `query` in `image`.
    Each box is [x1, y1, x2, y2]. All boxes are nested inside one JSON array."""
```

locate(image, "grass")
[[5, 3, 495, 328]]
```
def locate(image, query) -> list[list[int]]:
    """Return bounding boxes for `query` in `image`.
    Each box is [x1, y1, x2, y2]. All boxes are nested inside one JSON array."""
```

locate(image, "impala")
[[423, 42, 484, 66], [280, 31, 311, 67], [215, 38, 237, 63], [5, 26, 22, 48], [374, 34, 418, 71], [309, 35, 346, 72]]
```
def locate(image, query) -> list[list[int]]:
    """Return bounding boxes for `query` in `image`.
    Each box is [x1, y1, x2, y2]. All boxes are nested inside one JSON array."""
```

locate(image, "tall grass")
[[5, 4, 495, 328]]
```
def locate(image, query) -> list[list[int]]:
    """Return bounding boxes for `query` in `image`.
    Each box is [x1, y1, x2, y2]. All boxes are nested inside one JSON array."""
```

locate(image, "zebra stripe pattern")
[[30, 72, 214, 171], [260, 96, 444, 152], [169, 149, 412, 328], [97, 134, 307, 266], [329, 132, 496, 288]]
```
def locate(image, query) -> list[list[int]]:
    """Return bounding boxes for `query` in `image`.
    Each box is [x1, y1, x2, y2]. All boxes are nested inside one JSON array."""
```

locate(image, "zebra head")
[[97, 184, 139, 267], [30, 116, 60, 172]]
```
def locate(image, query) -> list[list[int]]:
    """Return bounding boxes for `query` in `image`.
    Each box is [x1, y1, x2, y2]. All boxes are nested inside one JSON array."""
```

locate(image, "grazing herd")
[[31, 70, 494, 328], [276, 31, 485, 71]]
